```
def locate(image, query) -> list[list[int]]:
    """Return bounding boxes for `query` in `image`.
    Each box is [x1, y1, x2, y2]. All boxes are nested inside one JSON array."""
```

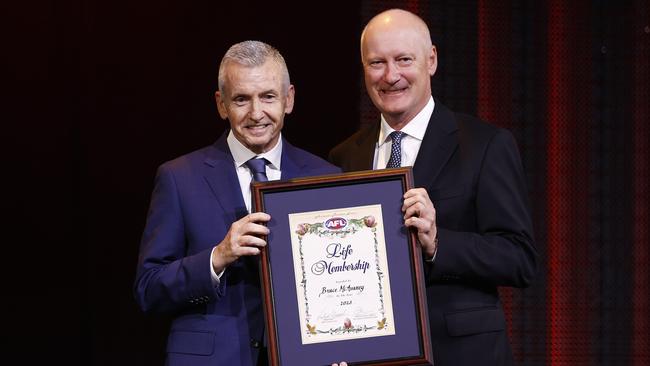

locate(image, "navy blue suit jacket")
[[329, 101, 538, 366], [134, 131, 340, 366]]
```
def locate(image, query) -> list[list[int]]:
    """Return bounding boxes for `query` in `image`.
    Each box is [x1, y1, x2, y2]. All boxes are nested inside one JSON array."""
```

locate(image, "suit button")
[[250, 339, 261, 348]]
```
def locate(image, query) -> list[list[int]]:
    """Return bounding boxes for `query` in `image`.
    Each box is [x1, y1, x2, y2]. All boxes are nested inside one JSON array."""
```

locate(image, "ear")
[[284, 84, 295, 114], [215, 91, 228, 120], [428, 45, 438, 76]]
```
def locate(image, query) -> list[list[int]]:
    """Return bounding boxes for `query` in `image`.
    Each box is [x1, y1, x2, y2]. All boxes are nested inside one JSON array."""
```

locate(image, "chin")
[[247, 137, 276, 152], [378, 98, 409, 111], [381, 105, 408, 116]]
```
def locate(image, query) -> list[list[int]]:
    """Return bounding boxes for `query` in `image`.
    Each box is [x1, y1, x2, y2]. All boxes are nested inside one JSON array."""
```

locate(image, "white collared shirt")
[[227, 130, 282, 212], [373, 96, 438, 262], [373, 96, 435, 169]]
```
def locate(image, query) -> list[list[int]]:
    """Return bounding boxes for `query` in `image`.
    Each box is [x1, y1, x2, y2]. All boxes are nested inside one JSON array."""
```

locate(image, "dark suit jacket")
[[134, 131, 340, 366], [329, 100, 537, 366]]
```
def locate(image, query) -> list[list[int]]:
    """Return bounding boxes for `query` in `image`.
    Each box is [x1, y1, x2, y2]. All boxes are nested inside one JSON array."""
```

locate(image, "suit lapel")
[[203, 131, 248, 220], [412, 100, 459, 187], [280, 138, 305, 180], [351, 124, 379, 171], [203, 136, 310, 216]]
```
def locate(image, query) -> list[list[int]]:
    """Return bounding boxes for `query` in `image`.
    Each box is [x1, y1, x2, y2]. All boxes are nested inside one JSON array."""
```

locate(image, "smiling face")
[[215, 59, 294, 154], [361, 9, 437, 129]]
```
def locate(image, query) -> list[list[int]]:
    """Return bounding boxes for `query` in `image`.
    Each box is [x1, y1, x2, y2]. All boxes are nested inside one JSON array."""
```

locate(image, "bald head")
[[359, 9, 437, 128], [361, 9, 432, 62]]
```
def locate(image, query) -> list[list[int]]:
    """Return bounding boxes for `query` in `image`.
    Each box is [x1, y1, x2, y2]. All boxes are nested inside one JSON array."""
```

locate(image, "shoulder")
[[284, 142, 341, 175], [455, 112, 496, 134], [329, 124, 376, 159], [157, 144, 218, 175], [454, 112, 514, 145], [451, 112, 519, 161]]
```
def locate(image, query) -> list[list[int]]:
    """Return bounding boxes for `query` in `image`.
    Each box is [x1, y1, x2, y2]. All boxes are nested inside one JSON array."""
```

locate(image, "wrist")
[[426, 230, 439, 260], [211, 244, 227, 274]]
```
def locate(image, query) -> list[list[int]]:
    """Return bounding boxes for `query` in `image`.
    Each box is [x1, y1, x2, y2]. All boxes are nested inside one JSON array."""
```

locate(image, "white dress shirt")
[[373, 96, 438, 261], [210, 130, 283, 283], [373, 96, 435, 169], [227, 130, 283, 212]]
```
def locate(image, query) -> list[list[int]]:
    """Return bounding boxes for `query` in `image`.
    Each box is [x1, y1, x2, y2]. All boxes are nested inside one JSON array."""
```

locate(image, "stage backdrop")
[[359, 1, 649, 365], [43, 0, 647, 365]]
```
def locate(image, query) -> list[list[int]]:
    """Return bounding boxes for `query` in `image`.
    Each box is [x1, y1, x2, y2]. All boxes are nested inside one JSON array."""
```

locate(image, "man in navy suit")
[[329, 9, 538, 366], [134, 40, 340, 366]]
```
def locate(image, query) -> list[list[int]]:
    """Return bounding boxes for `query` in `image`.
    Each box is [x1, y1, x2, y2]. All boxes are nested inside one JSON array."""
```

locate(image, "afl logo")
[[325, 217, 347, 230]]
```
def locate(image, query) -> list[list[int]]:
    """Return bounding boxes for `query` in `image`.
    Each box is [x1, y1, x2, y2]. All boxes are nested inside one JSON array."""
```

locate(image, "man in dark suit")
[[329, 9, 538, 366], [134, 40, 340, 366]]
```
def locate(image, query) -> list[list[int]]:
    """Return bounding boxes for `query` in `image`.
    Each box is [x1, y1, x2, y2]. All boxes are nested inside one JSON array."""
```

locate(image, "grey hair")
[[217, 40, 290, 94]]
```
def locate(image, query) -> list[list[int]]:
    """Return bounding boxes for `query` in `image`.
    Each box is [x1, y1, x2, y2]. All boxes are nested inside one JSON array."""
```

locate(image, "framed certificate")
[[252, 168, 433, 366]]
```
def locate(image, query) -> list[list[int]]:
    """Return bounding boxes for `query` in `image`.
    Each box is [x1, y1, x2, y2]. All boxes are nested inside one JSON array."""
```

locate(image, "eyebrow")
[[258, 89, 279, 95]]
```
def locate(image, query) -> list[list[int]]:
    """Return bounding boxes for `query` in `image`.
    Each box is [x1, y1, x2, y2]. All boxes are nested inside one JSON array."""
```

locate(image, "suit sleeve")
[[427, 129, 538, 288], [133, 164, 222, 315]]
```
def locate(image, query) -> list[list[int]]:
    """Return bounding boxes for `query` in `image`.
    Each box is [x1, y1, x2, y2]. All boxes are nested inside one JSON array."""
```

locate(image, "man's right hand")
[[211, 212, 271, 273]]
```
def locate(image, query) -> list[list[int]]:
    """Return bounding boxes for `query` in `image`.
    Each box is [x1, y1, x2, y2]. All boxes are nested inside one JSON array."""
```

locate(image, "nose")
[[383, 61, 401, 84], [249, 98, 264, 121]]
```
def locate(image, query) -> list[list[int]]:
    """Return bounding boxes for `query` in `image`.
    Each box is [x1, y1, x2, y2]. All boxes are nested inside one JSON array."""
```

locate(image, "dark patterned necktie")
[[245, 158, 268, 182], [386, 131, 405, 168]]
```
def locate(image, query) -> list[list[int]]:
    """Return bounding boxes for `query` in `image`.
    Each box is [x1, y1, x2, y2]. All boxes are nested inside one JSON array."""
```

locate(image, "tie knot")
[[389, 131, 405, 144], [245, 158, 268, 182]]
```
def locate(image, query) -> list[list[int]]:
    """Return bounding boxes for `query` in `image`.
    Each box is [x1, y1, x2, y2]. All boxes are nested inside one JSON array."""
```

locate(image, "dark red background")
[[4, 1, 647, 365]]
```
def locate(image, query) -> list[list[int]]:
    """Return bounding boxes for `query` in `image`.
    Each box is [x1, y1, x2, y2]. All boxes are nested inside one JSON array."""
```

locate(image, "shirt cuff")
[[210, 246, 225, 286], [424, 236, 439, 263]]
